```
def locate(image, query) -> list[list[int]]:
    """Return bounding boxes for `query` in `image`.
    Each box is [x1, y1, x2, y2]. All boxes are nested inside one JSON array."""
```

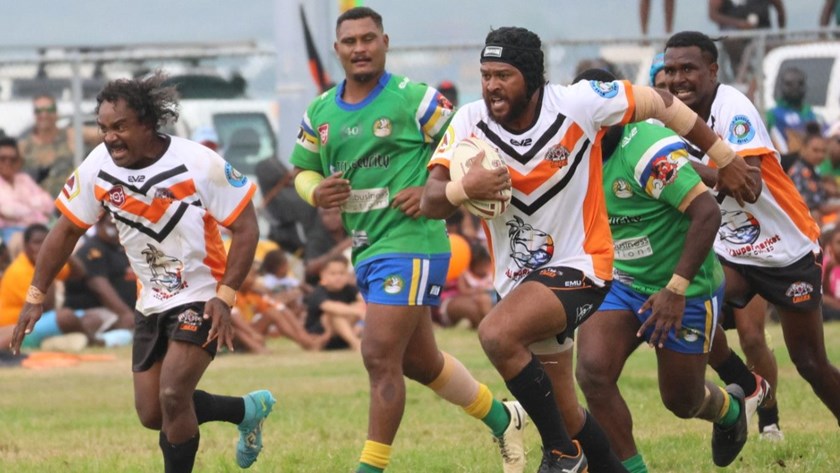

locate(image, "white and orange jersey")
[[690, 84, 820, 267], [430, 80, 636, 297], [56, 136, 256, 315]]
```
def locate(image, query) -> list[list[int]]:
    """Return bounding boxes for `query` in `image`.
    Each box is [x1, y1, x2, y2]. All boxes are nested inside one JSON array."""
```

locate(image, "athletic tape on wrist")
[[445, 180, 469, 206], [294, 170, 325, 206], [25, 285, 45, 304], [216, 284, 236, 307], [665, 274, 690, 296], [706, 139, 737, 168]]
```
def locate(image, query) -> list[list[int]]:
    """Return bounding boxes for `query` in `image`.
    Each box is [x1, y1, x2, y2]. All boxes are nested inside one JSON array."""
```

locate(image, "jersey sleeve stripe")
[[428, 157, 451, 169], [620, 80, 636, 125], [202, 213, 227, 282], [55, 199, 94, 229], [219, 183, 257, 227], [761, 158, 821, 243], [582, 136, 614, 282]]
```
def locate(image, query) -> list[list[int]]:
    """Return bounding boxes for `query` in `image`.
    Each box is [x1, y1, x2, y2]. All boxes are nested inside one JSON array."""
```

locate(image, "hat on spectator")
[[649, 53, 665, 87]]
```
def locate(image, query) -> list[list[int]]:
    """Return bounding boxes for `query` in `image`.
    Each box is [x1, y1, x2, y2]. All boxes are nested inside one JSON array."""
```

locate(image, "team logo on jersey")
[[154, 188, 175, 203], [505, 215, 555, 281], [719, 209, 761, 245], [589, 80, 619, 99], [318, 124, 330, 145], [648, 155, 679, 189], [142, 243, 186, 296], [61, 170, 81, 201], [351, 230, 369, 249], [436, 92, 453, 111], [384, 274, 405, 294], [108, 186, 127, 207], [544, 145, 570, 168], [225, 163, 248, 188], [434, 127, 455, 155], [727, 115, 756, 145], [785, 281, 814, 304], [612, 179, 633, 198], [373, 117, 392, 137]]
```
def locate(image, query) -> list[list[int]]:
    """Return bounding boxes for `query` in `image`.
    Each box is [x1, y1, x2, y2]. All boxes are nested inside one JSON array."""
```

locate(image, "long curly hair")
[[95, 71, 179, 131]]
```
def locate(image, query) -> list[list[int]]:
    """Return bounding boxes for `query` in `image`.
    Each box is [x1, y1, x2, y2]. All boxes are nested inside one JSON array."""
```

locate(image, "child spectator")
[[436, 244, 496, 329], [305, 255, 364, 351], [822, 225, 840, 321]]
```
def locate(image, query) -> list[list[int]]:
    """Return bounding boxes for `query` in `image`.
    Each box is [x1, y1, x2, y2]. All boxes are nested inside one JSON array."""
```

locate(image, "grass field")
[[1, 322, 839, 472]]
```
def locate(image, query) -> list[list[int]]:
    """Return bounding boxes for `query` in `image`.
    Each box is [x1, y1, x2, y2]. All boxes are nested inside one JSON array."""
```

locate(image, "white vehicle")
[[763, 41, 840, 124]]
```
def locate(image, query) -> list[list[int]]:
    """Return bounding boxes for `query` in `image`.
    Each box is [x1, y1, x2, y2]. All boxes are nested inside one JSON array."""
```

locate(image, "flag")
[[299, 5, 332, 93]]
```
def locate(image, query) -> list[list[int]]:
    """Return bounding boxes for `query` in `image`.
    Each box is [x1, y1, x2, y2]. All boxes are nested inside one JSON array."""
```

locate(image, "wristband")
[[294, 170, 325, 206], [25, 285, 45, 304], [665, 274, 690, 296], [445, 180, 469, 206], [216, 284, 237, 307], [706, 139, 737, 168]]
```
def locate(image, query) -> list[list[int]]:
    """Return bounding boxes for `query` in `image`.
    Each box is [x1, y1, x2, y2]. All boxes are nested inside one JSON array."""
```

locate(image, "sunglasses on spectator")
[[34, 105, 57, 114]]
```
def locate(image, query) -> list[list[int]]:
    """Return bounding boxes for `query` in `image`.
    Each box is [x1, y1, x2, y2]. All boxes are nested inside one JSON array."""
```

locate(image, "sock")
[[159, 431, 199, 473], [505, 355, 575, 455], [358, 440, 390, 472], [716, 387, 741, 428], [711, 351, 757, 394], [193, 390, 245, 425], [622, 453, 649, 473], [427, 352, 510, 436], [574, 410, 627, 472], [758, 404, 780, 430]]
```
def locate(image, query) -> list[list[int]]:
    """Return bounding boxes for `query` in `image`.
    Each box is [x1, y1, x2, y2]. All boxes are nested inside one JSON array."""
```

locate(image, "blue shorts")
[[355, 255, 448, 306], [598, 280, 723, 354], [22, 309, 85, 348]]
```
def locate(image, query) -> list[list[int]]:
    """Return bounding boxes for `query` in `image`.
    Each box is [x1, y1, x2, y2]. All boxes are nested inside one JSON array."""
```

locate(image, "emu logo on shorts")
[[384, 275, 405, 294]]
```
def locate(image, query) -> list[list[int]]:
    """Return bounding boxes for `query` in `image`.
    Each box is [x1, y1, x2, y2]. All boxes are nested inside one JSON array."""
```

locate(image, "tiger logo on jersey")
[[506, 216, 555, 280], [719, 209, 761, 245], [544, 145, 570, 169], [142, 243, 186, 296]]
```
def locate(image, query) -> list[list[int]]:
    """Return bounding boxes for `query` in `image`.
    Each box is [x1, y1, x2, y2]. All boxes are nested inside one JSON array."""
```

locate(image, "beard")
[[484, 88, 531, 126]]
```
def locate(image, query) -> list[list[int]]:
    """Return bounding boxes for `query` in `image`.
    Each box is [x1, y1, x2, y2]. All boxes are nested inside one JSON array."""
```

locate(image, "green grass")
[[1, 322, 839, 472]]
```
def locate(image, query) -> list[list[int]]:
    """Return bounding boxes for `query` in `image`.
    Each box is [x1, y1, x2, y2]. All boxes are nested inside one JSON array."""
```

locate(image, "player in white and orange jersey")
[[9, 73, 275, 472], [663, 30, 840, 434], [421, 26, 756, 473]]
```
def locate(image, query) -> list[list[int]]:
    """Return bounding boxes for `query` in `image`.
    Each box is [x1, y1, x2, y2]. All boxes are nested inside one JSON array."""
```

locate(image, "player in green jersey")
[[289, 7, 526, 473], [574, 69, 762, 471]]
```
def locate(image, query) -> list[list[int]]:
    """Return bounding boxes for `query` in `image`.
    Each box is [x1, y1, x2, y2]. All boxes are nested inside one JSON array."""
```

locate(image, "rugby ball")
[[449, 137, 511, 219]]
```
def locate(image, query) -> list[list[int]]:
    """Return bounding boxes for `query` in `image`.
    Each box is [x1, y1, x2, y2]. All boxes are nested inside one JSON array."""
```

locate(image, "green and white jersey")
[[602, 122, 723, 297], [290, 72, 452, 265]]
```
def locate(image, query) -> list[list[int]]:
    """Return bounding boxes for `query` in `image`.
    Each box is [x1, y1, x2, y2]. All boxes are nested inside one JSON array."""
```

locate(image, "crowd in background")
[[3, 0, 840, 356]]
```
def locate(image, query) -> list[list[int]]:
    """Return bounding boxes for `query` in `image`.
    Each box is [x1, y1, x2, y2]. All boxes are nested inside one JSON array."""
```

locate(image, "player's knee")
[[576, 352, 616, 397], [661, 393, 699, 419], [361, 344, 401, 379], [738, 329, 767, 354], [477, 320, 515, 362], [158, 386, 189, 418], [135, 402, 162, 430]]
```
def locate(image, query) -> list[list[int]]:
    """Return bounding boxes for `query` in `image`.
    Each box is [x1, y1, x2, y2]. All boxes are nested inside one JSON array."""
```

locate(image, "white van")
[[763, 41, 840, 124]]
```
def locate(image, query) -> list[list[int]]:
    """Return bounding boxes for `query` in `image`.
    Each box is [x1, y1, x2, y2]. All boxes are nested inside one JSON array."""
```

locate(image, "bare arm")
[[709, 0, 750, 28], [320, 299, 365, 318], [822, 0, 837, 26], [420, 165, 461, 219], [420, 153, 511, 219], [770, 0, 786, 28], [86, 275, 134, 319]]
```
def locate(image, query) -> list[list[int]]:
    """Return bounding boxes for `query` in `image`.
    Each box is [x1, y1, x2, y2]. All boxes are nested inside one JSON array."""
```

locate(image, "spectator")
[[820, 0, 840, 30], [0, 224, 94, 351], [649, 52, 668, 89], [304, 255, 364, 351], [766, 67, 822, 154], [818, 122, 840, 195], [436, 244, 495, 329], [639, 0, 675, 36], [0, 137, 54, 245], [709, 0, 786, 81], [18, 94, 78, 198], [821, 224, 840, 320], [63, 213, 136, 346], [787, 133, 840, 224], [303, 206, 352, 285]]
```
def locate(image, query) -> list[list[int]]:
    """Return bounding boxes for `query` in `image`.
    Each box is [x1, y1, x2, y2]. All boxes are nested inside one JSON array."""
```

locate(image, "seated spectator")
[[63, 213, 135, 346], [234, 262, 325, 352], [822, 225, 840, 321], [0, 137, 54, 245], [787, 133, 840, 224], [0, 224, 101, 351], [305, 255, 364, 351], [436, 244, 496, 329], [818, 122, 840, 196], [259, 249, 309, 312], [304, 206, 352, 285]]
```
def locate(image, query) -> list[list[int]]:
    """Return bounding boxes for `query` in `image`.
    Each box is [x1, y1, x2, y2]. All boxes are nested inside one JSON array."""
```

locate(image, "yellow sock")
[[359, 440, 391, 471]]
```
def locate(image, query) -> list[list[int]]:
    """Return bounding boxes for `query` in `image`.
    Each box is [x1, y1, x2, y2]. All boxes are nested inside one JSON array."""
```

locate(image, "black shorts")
[[132, 302, 216, 372], [521, 266, 610, 343], [720, 252, 823, 312]]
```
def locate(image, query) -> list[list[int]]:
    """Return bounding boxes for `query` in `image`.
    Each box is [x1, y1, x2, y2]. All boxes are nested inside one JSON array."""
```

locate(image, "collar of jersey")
[[335, 72, 391, 111]]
